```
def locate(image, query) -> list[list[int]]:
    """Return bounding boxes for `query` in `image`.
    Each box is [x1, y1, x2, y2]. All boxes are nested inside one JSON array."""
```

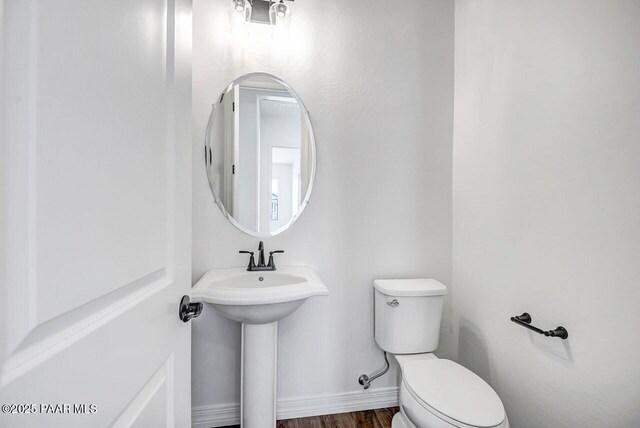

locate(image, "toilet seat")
[[401, 359, 506, 428]]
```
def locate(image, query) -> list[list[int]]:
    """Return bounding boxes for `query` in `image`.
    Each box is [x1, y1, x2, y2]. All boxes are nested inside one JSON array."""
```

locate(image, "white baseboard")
[[192, 387, 399, 428]]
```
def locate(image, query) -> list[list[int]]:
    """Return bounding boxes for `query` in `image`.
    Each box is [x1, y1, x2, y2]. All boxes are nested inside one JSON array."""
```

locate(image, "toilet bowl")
[[373, 279, 508, 428], [393, 354, 508, 428]]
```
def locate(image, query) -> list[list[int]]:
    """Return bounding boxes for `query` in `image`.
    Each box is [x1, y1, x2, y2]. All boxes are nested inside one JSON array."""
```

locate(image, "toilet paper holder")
[[510, 312, 568, 339]]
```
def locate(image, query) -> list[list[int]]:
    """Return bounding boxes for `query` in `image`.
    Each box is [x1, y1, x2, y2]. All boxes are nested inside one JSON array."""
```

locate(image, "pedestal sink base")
[[191, 267, 329, 427], [241, 322, 277, 428]]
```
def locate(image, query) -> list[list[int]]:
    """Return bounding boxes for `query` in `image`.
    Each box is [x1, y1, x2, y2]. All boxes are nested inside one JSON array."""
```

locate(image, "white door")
[[0, 0, 193, 427], [223, 85, 239, 218]]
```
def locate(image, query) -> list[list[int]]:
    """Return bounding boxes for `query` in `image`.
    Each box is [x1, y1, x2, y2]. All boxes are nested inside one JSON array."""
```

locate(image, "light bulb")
[[269, 0, 289, 23], [234, 0, 245, 12]]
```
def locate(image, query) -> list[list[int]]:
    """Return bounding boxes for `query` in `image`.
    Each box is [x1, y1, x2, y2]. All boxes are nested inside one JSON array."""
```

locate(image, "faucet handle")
[[266, 250, 284, 270], [239, 251, 256, 271]]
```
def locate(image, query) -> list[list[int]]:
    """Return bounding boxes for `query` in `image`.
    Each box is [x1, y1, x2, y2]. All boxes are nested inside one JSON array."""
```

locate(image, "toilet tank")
[[374, 279, 447, 354]]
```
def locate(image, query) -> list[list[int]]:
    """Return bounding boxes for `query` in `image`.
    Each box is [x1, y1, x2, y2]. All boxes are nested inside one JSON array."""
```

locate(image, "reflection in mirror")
[[205, 73, 315, 236]]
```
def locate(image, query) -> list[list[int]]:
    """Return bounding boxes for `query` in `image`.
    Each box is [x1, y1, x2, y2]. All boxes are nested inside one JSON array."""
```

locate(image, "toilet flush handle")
[[387, 299, 399, 307]]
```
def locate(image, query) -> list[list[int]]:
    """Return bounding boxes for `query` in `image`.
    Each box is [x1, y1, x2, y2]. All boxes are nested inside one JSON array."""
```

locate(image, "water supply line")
[[358, 351, 390, 390]]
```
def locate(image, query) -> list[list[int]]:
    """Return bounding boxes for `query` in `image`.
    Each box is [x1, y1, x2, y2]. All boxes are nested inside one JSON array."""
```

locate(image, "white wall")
[[453, 1, 640, 427], [192, 0, 454, 420]]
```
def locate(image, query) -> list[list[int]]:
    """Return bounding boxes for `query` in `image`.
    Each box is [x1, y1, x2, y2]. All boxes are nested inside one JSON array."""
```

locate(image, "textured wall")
[[453, 1, 640, 426], [192, 0, 454, 415]]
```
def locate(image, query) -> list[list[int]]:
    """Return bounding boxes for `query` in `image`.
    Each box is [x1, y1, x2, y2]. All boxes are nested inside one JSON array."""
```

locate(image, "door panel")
[[35, 0, 169, 323], [1, 0, 192, 426]]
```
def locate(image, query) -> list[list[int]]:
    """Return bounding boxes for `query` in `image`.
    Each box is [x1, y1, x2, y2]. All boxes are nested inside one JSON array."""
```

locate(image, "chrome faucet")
[[239, 241, 284, 271]]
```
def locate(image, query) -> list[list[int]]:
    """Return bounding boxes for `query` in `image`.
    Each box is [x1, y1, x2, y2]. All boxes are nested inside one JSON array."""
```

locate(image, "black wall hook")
[[510, 312, 568, 339]]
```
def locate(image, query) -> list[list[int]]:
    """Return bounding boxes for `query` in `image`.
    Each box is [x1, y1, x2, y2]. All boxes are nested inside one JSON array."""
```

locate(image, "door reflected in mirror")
[[205, 73, 316, 236]]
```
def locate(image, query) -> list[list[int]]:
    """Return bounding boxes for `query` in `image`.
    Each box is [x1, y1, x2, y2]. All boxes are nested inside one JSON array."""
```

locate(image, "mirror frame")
[[204, 72, 317, 237]]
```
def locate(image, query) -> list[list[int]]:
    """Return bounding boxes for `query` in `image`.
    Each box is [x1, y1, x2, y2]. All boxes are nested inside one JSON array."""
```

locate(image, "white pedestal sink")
[[191, 266, 328, 428]]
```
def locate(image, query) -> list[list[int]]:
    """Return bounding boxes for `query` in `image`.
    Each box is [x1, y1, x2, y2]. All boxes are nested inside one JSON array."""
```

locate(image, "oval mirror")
[[205, 73, 316, 236]]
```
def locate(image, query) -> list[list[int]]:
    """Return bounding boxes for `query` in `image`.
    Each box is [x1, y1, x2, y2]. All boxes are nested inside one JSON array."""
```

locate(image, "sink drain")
[[258, 277, 264, 282]]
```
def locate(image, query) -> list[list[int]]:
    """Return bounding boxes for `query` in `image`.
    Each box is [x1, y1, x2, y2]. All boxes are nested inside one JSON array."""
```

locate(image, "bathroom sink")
[[192, 265, 328, 427], [191, 266, 328, 323]]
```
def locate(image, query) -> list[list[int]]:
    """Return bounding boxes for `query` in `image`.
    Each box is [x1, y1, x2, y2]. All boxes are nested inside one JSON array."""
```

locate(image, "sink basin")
[[191, 266, 328, 323]]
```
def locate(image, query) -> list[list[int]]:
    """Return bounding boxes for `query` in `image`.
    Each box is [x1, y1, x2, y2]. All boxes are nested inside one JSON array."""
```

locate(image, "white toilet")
[[374, 279, 509, 428]]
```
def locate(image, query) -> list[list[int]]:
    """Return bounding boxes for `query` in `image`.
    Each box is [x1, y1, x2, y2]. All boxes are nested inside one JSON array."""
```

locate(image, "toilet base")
[[392, 411, 415, 428], [392, 401, 510, 428], [396, 367, 509, 428]]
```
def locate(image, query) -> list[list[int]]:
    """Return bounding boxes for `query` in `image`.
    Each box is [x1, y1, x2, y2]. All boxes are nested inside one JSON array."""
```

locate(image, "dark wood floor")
[[223, 407, 399, 428]]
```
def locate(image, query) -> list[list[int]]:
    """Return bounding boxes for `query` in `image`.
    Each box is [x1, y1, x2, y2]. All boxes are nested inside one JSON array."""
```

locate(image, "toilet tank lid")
[[373, 279, 447, 297]]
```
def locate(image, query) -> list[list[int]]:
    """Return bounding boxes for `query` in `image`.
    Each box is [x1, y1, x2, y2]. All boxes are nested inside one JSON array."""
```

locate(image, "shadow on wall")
[[523, 324, 574, 364], [457, 316, 574, 386], [457, 318, 492, 383]]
